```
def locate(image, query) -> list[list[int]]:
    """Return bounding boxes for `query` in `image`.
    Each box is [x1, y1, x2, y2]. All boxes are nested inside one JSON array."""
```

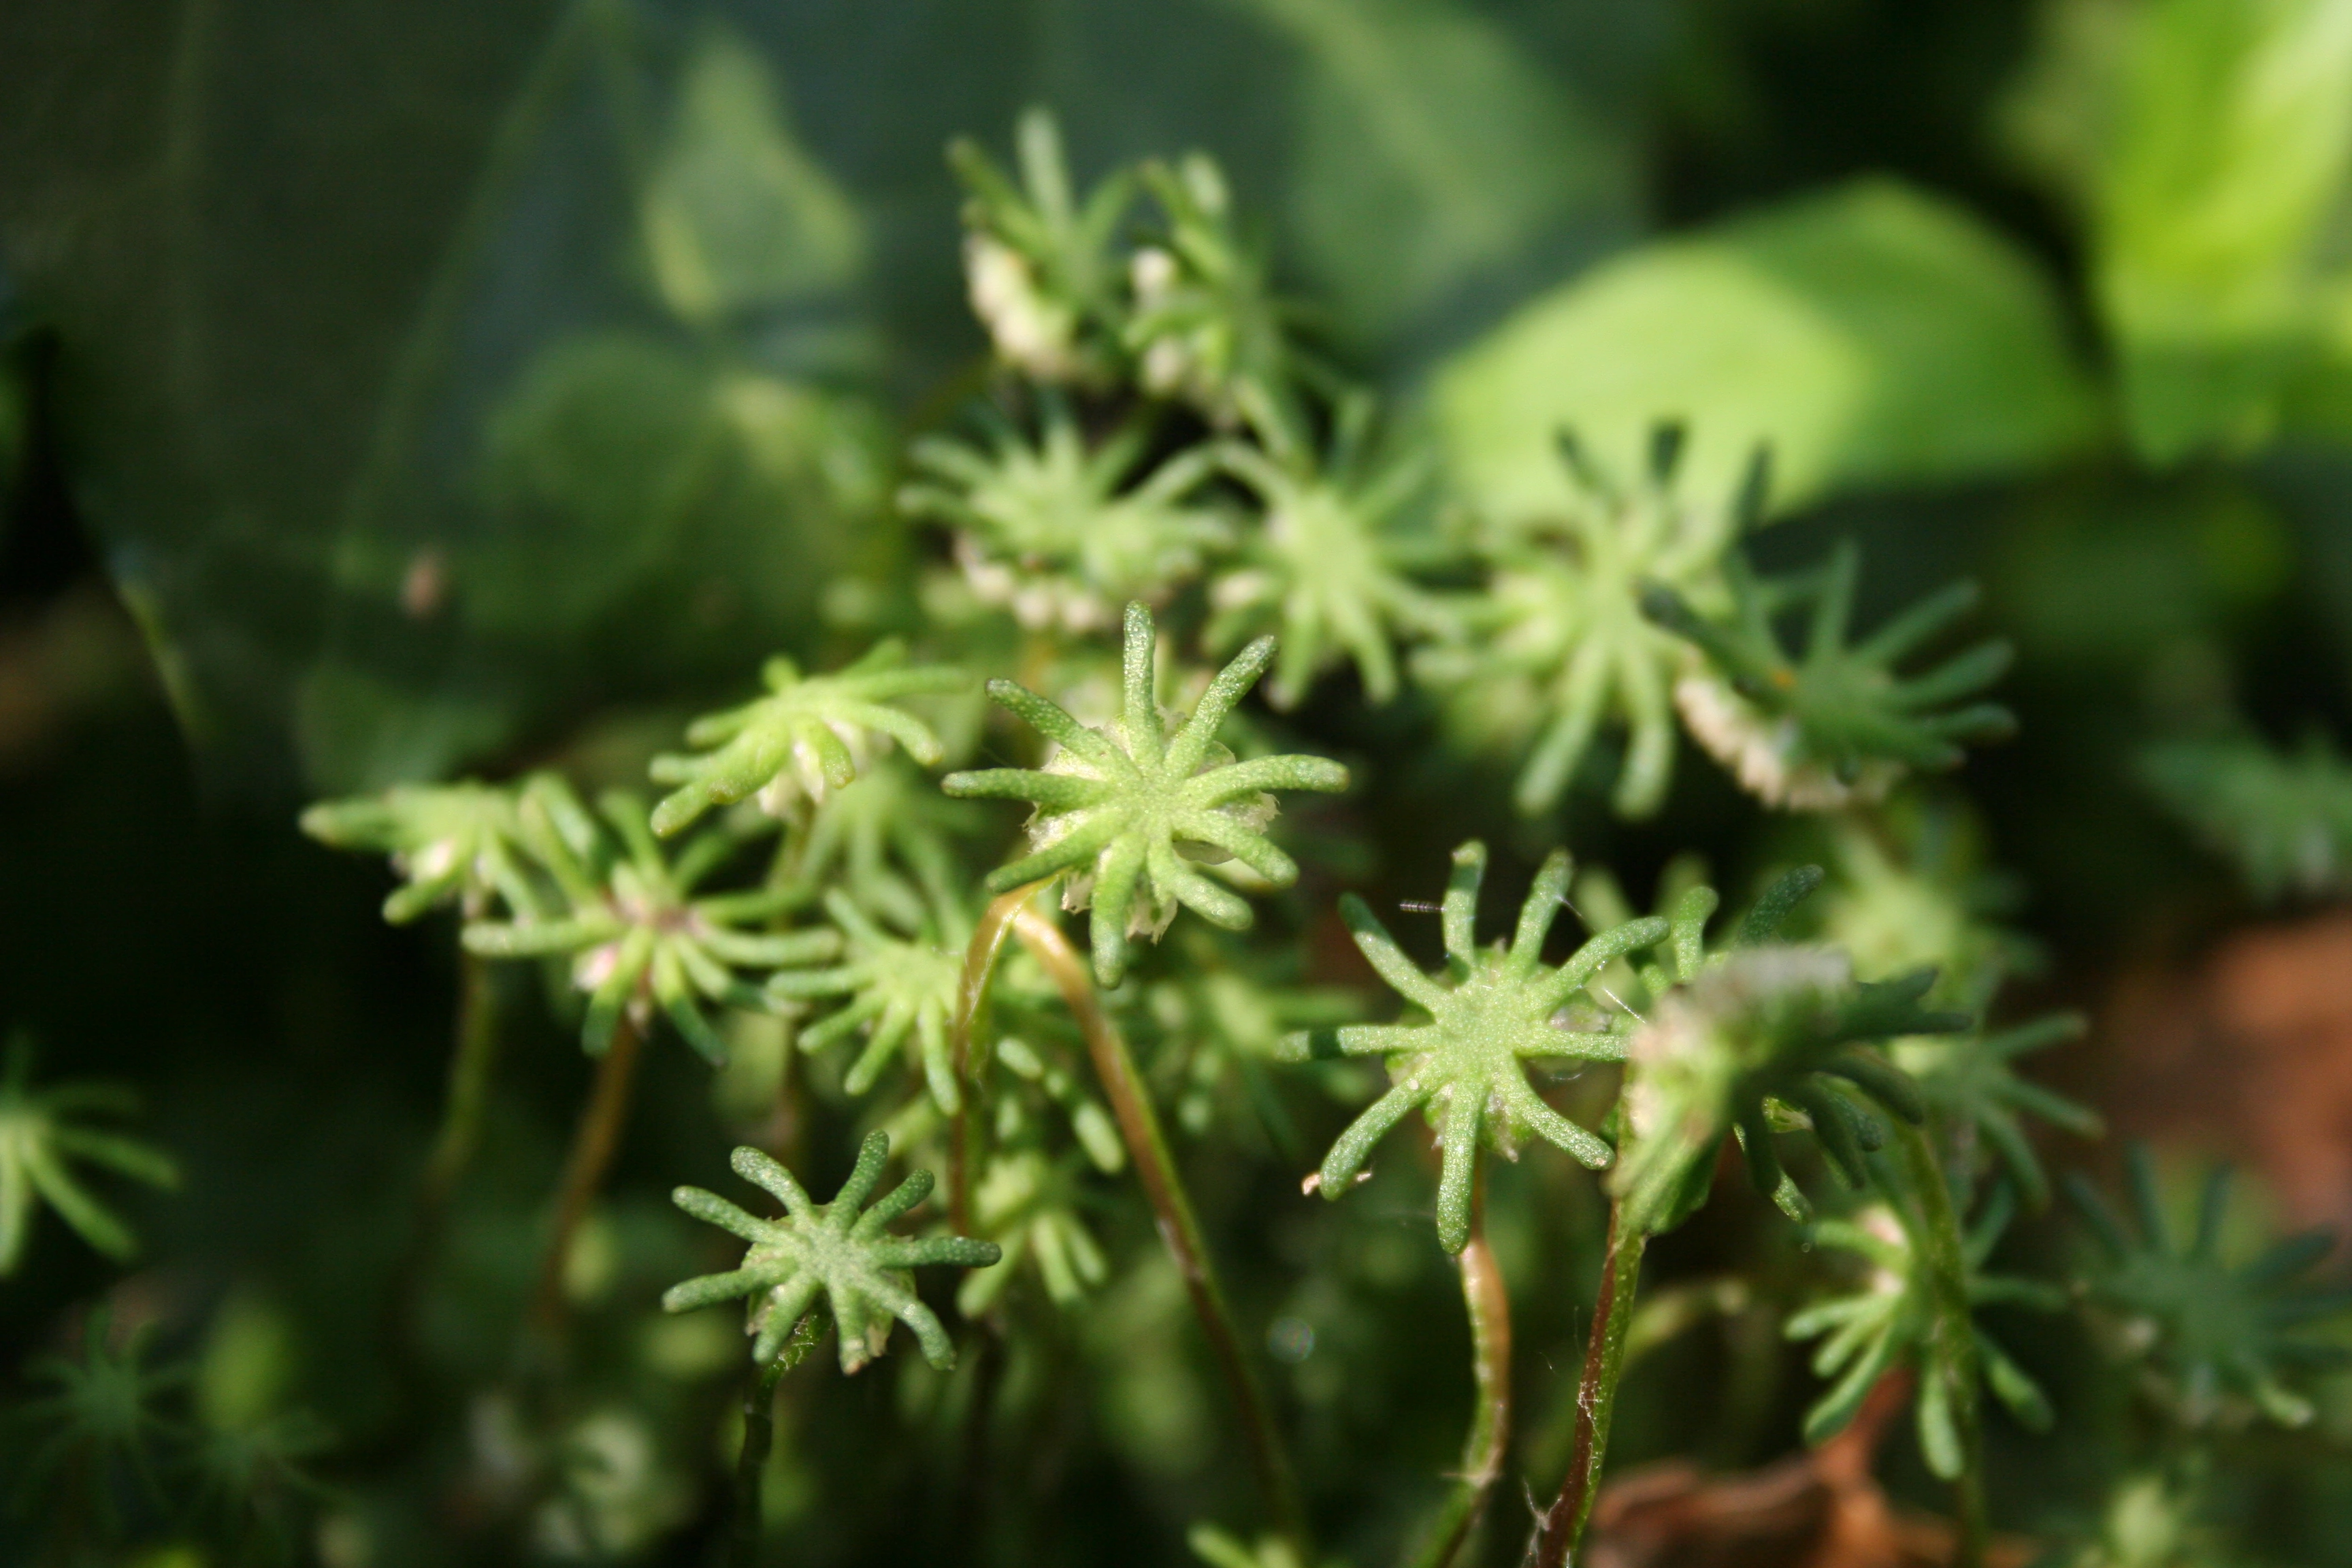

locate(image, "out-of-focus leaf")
[[1226, 0, 1637, 353], [641, 25, 864, 327], [1994, 0, 2137, 212], [472, 332, 721, 637], [1432, 179, 2101, 523], [0, 0, 1661, 796], [0, 3, 900, 796], [2078, 0, 2352, 460]]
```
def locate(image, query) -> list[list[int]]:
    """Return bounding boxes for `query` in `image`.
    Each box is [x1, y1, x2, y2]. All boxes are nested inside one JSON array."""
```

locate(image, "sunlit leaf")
[[2089, 0, 2352, 459], [1433, 179, 2100, 523]]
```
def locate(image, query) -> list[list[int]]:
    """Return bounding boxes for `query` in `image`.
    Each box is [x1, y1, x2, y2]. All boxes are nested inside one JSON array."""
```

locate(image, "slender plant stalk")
[[529, 1015, 647, 1338], [948, 879, 1047, 1230], [730, 1309, 826, 1566], [1011, 906, 1309, 1557], [420, 947, 502, 1214], [1407, 1181, 1511, 1568], [387, 948, 504, 1377], [1893, 1115, 1989, 1568], [731, 1357, 789, 1567], [1535, 1200, 1648, 1568]]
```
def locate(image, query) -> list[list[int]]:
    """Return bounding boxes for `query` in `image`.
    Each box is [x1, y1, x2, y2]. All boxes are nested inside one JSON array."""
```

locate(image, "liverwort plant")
[[2140, 730, 2352, 901], [768, 886, 970, 1112], [0, 1036, 177, 1275], [461, 781, 835, 1064], [1643, 540, 2016, 811], [647, 641, 967, 834], [1294, 841, 1667, 1254], [899, 394, 1230, 634], [944, 600, 1348, 987], [1612, 945, 1959, 1224], [1788, 1184, 2064, 1469], [958, 1142, 1113, 1315], [664, 1131, 1000, 1373], [12, 1309, 186, 1516], [949, 108, 1133, 385], [1125, 154, 1301, 441], [777, 751, 985, 934], [299, 779, 538, 921], [1205, 393, 1454, 708], [237, 103, 2350, 1568], [2069, 1146, 2352, 1428], [1527, 866, 1980, 1568], [1415, 427, 1759, 818], [1897, 1009, 2100, 1211]]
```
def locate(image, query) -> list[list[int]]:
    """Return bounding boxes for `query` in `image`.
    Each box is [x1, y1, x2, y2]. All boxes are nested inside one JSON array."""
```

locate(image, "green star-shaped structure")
[[944, 600, 1348, 987], [768, 887, 970, 1113], [0, 1036, 177, 1275], [1788, 1186, 2063, 1474], [299, 779, 536, 922], [1642, 540, 2013, 811], [648, 641, 968, 836], [665, 1131, 1002, 1373], [1301, 842, 1671, 1254], [2070, 1146, 2352, 1428], [1205, 393, 1451, 709], [462, 782, 836, 1062], [900, 395, 1228, 635]]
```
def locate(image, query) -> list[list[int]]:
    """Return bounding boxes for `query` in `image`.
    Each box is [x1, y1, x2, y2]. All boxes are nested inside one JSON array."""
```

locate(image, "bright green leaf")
[[1433, 179, 2100, 522], [2091, 0, 2352, 460]]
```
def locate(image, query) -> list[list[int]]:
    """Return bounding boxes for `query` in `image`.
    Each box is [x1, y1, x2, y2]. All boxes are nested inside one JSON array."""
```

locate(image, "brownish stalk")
[[528, 1015, 646, 1339], [947, 879, 1047, 1230], [1407, 1183, 1512, 1568], [1535, 1200, 1649, 1568], [1012, 906, 1308, 1557]]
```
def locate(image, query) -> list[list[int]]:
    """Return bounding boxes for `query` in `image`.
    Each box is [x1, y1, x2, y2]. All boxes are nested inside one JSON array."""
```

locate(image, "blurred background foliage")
[[5, 0, 2352, 1563]]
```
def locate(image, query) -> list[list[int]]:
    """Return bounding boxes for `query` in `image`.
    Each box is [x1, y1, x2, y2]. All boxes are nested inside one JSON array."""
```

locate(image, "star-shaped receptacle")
[[1205, 392, 1453, 710], [1298, 842, 1671, 1254], [665, 1131, 1002, 1373], [768, 887, 970, 1113], [777, 751, 986, 934], [1124, 154, 1298, 437], [647, 641, 968, 836], [1894, 1008, 2100, 1211], [2069, 1145, 2352, 1428], [14, 1308, 186, 1503], [1606, 863, 1968, 1232], [900, 393, 1230, 635], [0, 1036, 178, 1275], [2140, 732, 2352, 902], [944, 600, 1348, 988], [461, 781, 836, 1063], [1642, 540, 2014, 811], [1788, 1184, 2063, 1475], [949, 108, 1135, 383], [299, 779, 538, 923], [1414, 426, 1753, 819]]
